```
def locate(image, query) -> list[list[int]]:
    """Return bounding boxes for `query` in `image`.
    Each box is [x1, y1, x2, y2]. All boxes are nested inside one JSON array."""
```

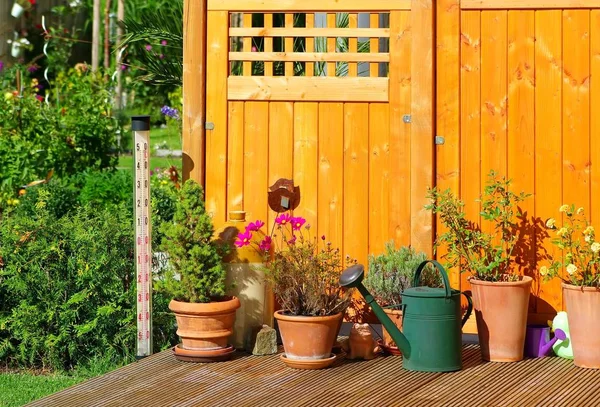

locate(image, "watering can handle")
[[461, 292, 473, 327], [412, 260, 452, 299]]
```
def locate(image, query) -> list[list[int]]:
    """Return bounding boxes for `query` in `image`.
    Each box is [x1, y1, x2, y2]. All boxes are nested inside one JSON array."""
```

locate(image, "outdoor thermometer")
[[132, 116, 153, 358]]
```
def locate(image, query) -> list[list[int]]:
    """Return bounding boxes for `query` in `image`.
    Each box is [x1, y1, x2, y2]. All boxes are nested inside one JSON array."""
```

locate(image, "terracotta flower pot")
[[469, 276, 532, 362], [275, 311, 342, 360], [381, 308, 403, 355], [563, 283, 600, 369], [169, 297, 241, 350]]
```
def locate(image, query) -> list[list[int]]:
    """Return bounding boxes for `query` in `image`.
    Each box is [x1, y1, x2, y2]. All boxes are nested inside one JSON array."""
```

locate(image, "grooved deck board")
[[28, 345, 600, 407]]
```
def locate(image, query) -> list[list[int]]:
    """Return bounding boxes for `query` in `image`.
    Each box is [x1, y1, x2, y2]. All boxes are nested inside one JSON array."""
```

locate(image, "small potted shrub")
[[543, 205, 600, 368], [364, 242, 440, 353], [426, 171, 532, 362], [11, 0, 35, 18], [235, 212, 353, 369], [160, 179, 240, 361]]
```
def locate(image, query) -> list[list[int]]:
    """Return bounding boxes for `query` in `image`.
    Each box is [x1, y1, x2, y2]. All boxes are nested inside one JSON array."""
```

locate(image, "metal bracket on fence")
[[205, 122, 215, 130], [402, 115, 411, 123], [435, 136, 445, 145]]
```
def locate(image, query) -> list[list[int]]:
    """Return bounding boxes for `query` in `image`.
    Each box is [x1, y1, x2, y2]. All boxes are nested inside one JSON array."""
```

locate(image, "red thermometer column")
[[132, 115, 152, 358]]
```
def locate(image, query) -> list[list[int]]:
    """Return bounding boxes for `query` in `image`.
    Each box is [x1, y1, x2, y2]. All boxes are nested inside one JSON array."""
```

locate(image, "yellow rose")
[[585, 235, 592, 243], [566, 264, 578, 275], [556, 227, 568, 237], [584, 226, 594, 235], [4, 92, 13, 100], [577, 207, 585, 215], [545, 218, 556, 229], [539, 266, 548, 276], [559, 204, 570, 213], [592, 242, 600, 253]]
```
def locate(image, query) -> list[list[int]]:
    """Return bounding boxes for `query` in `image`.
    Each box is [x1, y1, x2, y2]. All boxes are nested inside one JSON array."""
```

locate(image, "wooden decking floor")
[[28, 344, 600, 407]]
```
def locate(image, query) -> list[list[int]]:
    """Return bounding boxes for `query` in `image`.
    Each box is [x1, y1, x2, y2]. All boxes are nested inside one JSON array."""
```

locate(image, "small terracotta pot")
[[275, 311, 342, 360], [169, 297, 241, 350], [382, 308, 403, 352], [469, 276, 532, 362], [563, 283, 600, 369]]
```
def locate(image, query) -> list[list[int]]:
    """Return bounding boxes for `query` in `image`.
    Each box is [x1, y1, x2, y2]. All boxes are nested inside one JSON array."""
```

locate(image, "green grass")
[[0, 372, 83, 407], [117, 155, 182, 172], [117, 126, 182, 172], [150, 127, 182, 151]]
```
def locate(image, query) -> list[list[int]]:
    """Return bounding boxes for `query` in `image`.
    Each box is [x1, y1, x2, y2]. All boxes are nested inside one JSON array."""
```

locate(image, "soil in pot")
[[563, 283, 600, 369], [274, 311, 342, 369], [469, 276, 532, 362]]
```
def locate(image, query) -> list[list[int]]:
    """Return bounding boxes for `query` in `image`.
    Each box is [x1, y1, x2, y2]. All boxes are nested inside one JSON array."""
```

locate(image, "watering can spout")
[[539, 328, 566, 356], [339, 264, 411, 357]]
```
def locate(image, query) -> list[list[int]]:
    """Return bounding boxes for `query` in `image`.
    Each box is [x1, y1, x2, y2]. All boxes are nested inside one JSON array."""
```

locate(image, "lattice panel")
[[229, 13, 391, 78]]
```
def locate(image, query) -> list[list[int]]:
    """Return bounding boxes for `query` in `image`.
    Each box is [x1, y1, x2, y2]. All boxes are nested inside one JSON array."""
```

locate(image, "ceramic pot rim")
[[169, 296, 241, 315], [562, 283, 600, 292], [274, 310, 342, 323], [468, 275, 532, 287]]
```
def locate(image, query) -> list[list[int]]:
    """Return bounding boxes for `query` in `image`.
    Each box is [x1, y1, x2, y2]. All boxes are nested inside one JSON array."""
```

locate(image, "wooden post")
[[115, 0, 124, 109], [410, 0, 435, 256], [92, 0, 101, 70], [104, 0, 112, 70], [182, 0, 207, 186]]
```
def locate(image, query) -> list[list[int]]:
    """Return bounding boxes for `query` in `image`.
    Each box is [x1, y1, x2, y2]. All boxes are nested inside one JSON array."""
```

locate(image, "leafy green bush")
[[0, 191, 176, 371], [0, 65, 120, 212], [159, 180, 226, 303]]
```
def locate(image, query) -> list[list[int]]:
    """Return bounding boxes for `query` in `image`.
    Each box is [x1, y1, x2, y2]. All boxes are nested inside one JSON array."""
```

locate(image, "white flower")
[[559, 204, 570, 213], [556, 227, 568, 237], [585, 235, 592, 243], [545, 218, 556, 229], [566, 264, 578, 275], [592, 242, 600, 253], [584, 226, 594, 235], [539, 266, 548, 276], [577, 207, 585, 215]]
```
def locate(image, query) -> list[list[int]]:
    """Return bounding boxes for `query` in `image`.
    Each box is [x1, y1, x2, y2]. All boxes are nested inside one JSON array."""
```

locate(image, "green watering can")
[[340, 260, 472, 372]]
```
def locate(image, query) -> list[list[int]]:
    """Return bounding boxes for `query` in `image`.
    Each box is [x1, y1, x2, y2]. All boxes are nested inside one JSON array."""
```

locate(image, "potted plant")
[[426, 171, 532, 362], [364, 242, 440, 354], [11, 0, 35, 18], [160, 179, 240, 361], [543, 205, 600, 368], [235, 212, 353, 369]]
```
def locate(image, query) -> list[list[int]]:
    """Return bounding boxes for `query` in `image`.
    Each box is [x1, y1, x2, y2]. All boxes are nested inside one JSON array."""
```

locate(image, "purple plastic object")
[[525, 324, 563, 358]]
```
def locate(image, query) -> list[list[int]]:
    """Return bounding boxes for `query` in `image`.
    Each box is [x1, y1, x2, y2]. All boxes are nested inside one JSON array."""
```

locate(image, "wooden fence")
[[183, 0, 600, 329]]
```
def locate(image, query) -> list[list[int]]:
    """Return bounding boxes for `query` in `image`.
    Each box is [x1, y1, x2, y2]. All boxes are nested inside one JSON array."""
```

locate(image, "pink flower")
[[251, 46, 257, 52], [291, 217, 306, 231], [235, 231, 252, 247], [246, 220, 264, 232], [161, 40, 168, 46], [145, 44, 152, 51], [288, 235, 297, 245], [35, 95, 44, 102], [275, 213, 292, 226], [159, 54, 165, 59], [259, 236, 272, 252]]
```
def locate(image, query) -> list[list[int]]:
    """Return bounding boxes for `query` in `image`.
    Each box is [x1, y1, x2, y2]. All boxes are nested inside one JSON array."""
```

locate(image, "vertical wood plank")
[[592, 10, 600, 226], [268, 102, 294, 229], [205, 10, 229, 227], [285, 14, 294, 76], [306, 14, 315, 77], [389, 10, 412, 248], [264, 14, 273, 76], [244, 102, 269, 224], [243, 13, 252, 76], [535, 10, 563, 314], [460, 10, 481, 333], [435, 0, 460, 288], [508, 10, 536, 311], [293, 103, 319, 229], [370, 13, 379, 77], [227, 101, 245, 213], [369, 103, 390, 255], [562, 10, 591, 212], [318, 103, 344, 251], [327, 13, 337, 76], [344, 103, 370, 266], [410, 0, 434, 256], [349, 13, 358, 77], [182, 0, 207, 183]]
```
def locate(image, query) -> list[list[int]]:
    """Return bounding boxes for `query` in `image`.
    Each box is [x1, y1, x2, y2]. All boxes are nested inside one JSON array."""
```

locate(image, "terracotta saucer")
[[377, 340, 402, 356], [279, 353, 336, 370], [173, 344, 235, 363]]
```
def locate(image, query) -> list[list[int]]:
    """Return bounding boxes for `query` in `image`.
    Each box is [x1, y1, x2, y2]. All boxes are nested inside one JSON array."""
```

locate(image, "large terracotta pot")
[[275, 311, 342, 360], [563, 283, 600, 369], [469, 276, 532, 362], [169, 297, 241, 350], [381, 308, 403, 355]]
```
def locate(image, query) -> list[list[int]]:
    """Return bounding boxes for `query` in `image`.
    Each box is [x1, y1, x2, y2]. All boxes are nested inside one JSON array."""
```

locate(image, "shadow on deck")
[[28, 344, 600, 406]]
